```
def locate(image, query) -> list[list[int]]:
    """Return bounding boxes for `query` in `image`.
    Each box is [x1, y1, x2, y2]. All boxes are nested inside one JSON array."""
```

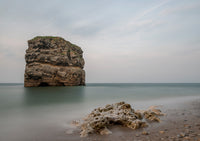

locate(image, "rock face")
[[79, 102, 164, 137], [24, 36, 85, 87]]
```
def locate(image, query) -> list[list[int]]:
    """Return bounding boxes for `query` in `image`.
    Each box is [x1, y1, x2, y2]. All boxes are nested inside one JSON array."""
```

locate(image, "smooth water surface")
[[0, 83, 200, 141]]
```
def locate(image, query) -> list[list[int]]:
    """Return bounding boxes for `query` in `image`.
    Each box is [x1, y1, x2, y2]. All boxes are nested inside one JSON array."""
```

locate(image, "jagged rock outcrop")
[[78, 102, 164, 137], [24, 36, 85, 87]]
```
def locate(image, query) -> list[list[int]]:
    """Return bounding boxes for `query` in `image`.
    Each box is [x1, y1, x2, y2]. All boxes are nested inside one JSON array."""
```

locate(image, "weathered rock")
[[24, 36, 85, 87], [136, 106, 165, 122], [79, 102, 164, 137], [159, 131, 165, 134], [142, 131, 149, 135]]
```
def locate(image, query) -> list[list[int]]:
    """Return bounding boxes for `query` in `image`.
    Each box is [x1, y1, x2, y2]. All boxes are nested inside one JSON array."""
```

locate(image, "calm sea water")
[[0, 83, 200, 141]]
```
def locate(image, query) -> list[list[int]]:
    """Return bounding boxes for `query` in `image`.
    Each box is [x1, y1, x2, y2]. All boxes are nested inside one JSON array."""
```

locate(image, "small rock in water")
[[71, 120, 80, 126], [139, 105, 165, 122], [135, 134, 140, 137], [180, 132, 185, 137], [142, 131, 149, 135], [189, 130, 194, 133], [195, 123, 200, 126], [159, 131, 165, 134], [184, 136, 190, 140], [177, 134, 181, 138]]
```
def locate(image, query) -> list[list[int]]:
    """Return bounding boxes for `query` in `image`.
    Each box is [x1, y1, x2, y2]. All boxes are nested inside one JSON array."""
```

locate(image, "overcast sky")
[[0, 0, 200, 83]]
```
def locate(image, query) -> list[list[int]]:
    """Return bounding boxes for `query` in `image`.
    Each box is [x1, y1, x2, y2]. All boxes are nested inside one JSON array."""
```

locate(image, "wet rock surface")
[[24, 36, 85, 87], [79, 101, 164, 137]]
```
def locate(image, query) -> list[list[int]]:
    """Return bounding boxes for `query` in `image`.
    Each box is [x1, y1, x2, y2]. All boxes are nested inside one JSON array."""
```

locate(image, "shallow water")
[[0, 83, 200, 141]]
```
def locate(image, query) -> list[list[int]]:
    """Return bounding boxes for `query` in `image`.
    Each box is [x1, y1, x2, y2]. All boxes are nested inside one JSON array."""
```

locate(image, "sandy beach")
[[64, 97, 200, 141]]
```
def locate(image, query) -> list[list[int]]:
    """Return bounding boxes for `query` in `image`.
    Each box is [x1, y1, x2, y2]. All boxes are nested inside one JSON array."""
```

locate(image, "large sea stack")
[[24, 36, 85, 87]]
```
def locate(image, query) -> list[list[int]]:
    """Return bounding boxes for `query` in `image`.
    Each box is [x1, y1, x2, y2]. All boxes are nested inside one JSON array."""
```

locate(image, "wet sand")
[[64, 98, 200, 141]]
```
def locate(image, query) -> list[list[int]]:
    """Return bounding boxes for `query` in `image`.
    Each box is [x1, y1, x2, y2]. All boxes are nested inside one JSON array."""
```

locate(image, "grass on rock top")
[[29, 36, 82, 51], [30, 36, 65, 41]]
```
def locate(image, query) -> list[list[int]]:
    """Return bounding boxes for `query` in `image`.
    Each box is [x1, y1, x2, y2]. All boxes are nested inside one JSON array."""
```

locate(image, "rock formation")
[[78, 102, 164, 137], [24, 36, 85, 87]]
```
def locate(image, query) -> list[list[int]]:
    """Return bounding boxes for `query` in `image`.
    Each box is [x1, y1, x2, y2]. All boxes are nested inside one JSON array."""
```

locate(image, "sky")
[[0, 0, 200, 83]]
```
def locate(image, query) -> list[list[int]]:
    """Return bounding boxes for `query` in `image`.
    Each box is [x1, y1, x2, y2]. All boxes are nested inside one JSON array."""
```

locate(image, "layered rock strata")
[[24, 36, 85, 87]]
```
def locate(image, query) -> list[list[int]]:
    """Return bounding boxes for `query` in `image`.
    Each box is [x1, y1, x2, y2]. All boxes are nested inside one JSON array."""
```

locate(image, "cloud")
[[0, 0, 200, 83], [160, 0, 200, 16]]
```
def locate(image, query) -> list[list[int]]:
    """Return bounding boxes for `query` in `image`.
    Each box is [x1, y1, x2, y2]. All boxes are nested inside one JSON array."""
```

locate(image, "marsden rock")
[[24, 36, 85, 87]]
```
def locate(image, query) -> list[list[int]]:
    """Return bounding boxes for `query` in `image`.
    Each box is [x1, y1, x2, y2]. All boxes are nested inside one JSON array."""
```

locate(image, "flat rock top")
[[28, 36, 82, 53]]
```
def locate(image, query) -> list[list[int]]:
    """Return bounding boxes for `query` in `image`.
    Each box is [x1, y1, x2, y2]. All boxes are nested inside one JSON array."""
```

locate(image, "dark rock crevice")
[[39, 82, 49, 87]]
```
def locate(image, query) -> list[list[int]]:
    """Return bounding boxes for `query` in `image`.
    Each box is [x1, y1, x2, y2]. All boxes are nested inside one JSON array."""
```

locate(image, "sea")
[[0, 83, 200, 141]]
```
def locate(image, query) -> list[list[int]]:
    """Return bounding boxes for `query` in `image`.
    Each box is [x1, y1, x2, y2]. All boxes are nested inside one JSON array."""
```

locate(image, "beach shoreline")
[[65, 97, 200, 141]]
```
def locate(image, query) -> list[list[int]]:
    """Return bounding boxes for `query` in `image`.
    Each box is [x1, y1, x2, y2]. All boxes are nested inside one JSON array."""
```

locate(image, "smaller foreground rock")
[[79, 101, 164, 137]]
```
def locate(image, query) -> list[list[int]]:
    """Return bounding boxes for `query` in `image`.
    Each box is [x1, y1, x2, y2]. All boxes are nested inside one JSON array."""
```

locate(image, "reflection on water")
[[0, 85, 87, 141], [24, 86, 85, 106], [0, 85, 86, 111]]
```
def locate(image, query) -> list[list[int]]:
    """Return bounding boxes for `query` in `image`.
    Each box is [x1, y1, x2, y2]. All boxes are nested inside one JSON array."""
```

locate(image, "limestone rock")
[[80, 102, 146, 137], [137, 106, 165, 122], [79, 102, 164, 137], [24, 36, 85, 87]]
